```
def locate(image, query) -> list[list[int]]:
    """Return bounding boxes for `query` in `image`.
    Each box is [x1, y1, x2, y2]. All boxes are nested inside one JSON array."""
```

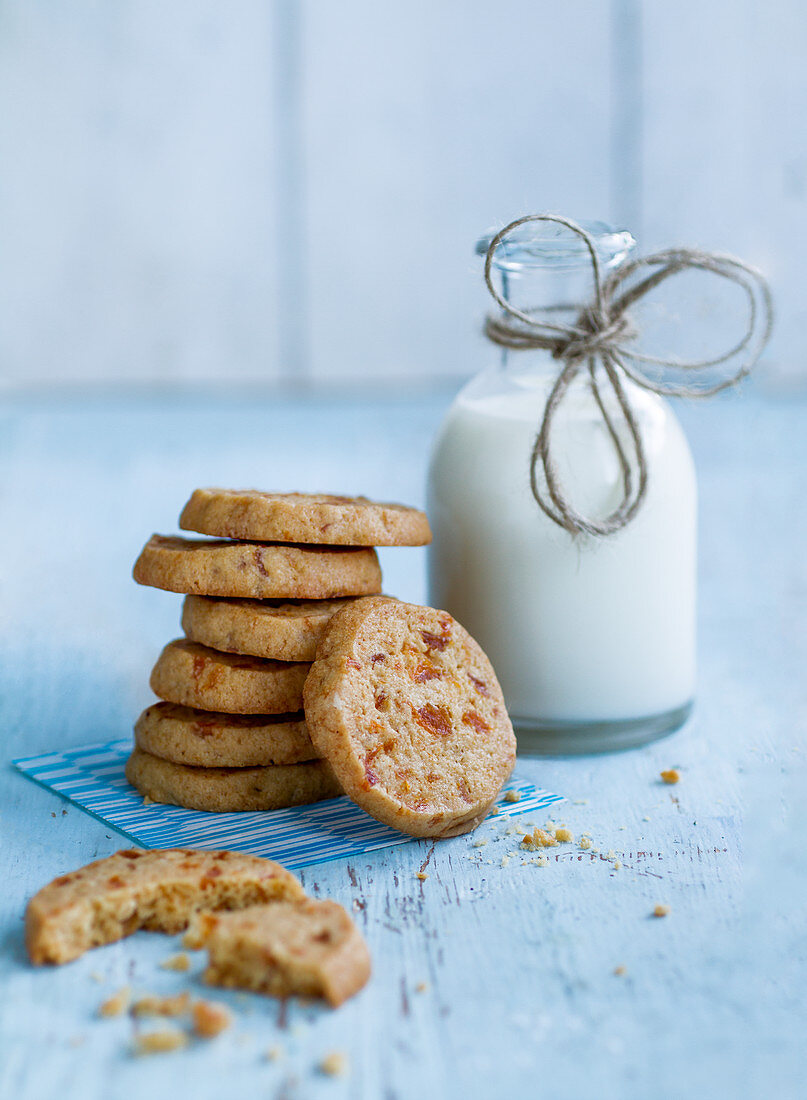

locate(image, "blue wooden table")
[[0, 386, 804, 1100]]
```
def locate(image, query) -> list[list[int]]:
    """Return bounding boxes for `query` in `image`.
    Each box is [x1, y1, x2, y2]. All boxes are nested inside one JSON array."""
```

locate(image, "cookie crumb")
[[503, 790, 521, 803], [572, 799, 589, 805], [642, 815, 651, 821], [265, 1044, 284, 1062], [652, 904, 670, 918], [160, 953, 191, 972], [500, 854, 512, 868], [660, 769, 680, 785], [192, 1000, 231, 1038], [133, 1029, 188, 1055], [532, 827, 558, 848], [554, 827, 574, 843], [415, 981, 429, 993], [319, 1050, 349, 1077], [614, 965, 627, 976], [471, 838, 488, 848], [416, 872, 428, 881], [132, 993, 191, 1018], [89, 971, 105, 983], [579, 837, 593, 850], [613, 860, 622, 871], [98, 986, 131, 1018], [142, 795, 156, 805], [531, 856, 549, 868]]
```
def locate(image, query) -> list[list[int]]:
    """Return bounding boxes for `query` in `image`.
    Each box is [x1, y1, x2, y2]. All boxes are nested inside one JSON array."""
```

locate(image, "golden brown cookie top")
[[133, 702, 316, 768], [149, 639, 310, 715], [187, 595, 360, 619], [179, 489, 431, 546], [133, 535, 382, 600], [180, 595, 367, 663], [137, 701, 307, 731], [125, 749, 341, 813], [303, 597, 516, 839]]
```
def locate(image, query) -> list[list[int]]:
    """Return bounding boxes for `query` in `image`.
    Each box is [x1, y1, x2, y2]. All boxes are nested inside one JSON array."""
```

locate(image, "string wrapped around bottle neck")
[[483, 213, 774, 537]]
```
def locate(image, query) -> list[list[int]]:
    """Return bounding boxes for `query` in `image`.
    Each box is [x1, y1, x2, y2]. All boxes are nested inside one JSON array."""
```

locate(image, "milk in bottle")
[[427, 220, 696, 754]]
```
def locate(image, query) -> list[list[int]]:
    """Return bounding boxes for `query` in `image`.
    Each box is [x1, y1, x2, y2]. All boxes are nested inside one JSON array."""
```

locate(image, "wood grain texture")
[[0, 390, 805, 1099], [640, 1, 807, 392], [0, 5, 805, 391], [0, 0, 282, 385], [299, 0, 614, 384]]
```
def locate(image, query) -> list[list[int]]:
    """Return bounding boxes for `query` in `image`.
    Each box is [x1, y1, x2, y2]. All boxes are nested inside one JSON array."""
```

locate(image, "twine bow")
[[484, 214, 774, 537]]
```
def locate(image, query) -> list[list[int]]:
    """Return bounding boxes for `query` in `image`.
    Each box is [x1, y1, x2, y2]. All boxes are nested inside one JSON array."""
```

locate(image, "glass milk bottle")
[[427, 220, 696, 753]]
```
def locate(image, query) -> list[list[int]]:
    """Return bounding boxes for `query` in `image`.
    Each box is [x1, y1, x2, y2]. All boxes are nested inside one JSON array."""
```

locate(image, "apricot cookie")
[[179, 488, 431, 547], [125, 748, 342, 813], [303, 597, 516, 838], [181, 595, 361, 663], [26, 848, 303, 965], [149, 639, 309, 714], [133, 535, 382, 600], [185, 897, 371, 1007], [134, 702, 317, 767]]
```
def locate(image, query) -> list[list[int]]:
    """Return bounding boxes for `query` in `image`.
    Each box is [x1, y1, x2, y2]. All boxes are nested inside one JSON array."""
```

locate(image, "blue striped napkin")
[[13, 739, 563, 870]]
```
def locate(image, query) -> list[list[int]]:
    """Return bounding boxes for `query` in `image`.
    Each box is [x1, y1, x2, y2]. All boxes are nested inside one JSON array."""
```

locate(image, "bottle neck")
[[496, 264, 594, 377], [479, 220, 635, 378]]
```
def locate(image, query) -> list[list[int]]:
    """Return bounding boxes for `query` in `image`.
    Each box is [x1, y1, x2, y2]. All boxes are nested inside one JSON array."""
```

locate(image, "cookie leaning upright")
[[303, 597, 516, 839]]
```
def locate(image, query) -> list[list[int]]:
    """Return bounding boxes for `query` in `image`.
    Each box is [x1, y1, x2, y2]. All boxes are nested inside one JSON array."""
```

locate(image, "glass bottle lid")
[[476, 220, 635, 273]]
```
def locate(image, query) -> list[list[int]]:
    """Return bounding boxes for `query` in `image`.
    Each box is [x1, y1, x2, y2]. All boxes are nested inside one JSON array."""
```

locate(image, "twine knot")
[[552, 306, 635, 363], [483, 214, 774, 537]]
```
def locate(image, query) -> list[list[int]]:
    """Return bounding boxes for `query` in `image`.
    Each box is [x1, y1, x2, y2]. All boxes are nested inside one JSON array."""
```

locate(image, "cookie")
[[179, 488, 431, 547], [26, 848, 303, 965], [125, 748, 341, 812], [134, 702, 317, 767], [133, 535, 382, 600], [149, 640, 309, 714], [181, 595, 364, 663], [303, 597, 516, 838], [185, 898, 371, 1007]]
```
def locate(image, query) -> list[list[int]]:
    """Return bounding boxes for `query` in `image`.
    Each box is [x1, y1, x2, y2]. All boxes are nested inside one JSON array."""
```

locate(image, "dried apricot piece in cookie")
[[185, 897, 370, 1007], [179, 489, 431, 547], [149, 639, 309, 715], [303, 597, 516, 838], [26, 849, 303, 965]]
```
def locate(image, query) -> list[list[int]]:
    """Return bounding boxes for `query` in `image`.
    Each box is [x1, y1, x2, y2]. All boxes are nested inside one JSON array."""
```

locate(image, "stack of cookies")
[[127, 489, 431, 814]]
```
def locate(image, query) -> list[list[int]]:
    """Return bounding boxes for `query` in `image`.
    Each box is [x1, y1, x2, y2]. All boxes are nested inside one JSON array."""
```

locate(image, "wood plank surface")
[[0, 1, 283, 385], [1, 5, 805, 391], [640, 1, 807, 391], [299, 0, 614, 385], [0, 387, 804, 1098]]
